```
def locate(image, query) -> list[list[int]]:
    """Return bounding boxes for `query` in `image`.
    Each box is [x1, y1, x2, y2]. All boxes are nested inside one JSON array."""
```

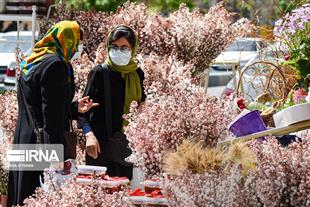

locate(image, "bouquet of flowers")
[[274, 4, 310, 90], [163, 137, 310, 206], [0, 91, 18, 142], [162, 140, 258, 207], [126, 55, 239, 177], [23, 173, 135, 207]]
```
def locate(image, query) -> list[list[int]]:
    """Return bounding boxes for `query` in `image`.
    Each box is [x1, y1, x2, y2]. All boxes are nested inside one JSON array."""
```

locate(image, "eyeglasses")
[[109, 44, 131, 52]]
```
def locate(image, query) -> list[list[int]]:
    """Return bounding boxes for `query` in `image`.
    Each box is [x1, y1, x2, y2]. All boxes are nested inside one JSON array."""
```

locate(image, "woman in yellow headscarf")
[[78, 25, 145, 180], [8, 21, 97, 206]]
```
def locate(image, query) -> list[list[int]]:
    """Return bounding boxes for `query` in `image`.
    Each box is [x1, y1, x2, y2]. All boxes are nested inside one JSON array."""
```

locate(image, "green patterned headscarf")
[[20, 20, 81, 76], [105, 25, 142, 126]]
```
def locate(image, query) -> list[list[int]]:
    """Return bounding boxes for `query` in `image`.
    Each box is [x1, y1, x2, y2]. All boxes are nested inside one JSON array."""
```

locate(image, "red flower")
[[236, 97, 246, 110], [284, 54, 290, 61]]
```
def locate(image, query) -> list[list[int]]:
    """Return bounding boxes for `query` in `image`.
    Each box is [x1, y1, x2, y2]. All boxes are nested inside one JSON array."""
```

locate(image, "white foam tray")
[[273, 103, 310, 128], [76, 177, 130, 187], [128, 196, 169, 205], [76, 165, 107, 175], [140, 179, 161, 188]]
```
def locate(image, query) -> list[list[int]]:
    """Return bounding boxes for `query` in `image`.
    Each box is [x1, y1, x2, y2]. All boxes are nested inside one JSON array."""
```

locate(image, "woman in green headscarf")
[[78, 25, 145, 179], [8, 21, 98, 206]]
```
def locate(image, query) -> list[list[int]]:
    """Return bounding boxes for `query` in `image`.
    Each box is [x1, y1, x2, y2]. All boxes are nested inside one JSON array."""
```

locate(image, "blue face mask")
[[109, 48, 132, 66]]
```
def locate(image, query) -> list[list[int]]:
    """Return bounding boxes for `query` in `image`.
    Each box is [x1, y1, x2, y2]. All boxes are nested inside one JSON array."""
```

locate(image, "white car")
[[0, 31, 33, 90], [212, 38, 264, 70], [208, 38, 265, 87], [223, 42, 287, 101]]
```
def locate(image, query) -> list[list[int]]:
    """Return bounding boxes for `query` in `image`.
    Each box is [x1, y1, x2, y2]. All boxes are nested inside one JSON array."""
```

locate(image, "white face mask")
[[109, 48, 131, 66], [71, 43, 84, 60]]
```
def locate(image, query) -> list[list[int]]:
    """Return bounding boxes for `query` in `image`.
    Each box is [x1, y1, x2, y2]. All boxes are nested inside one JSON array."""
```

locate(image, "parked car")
[[0, 31, 33, 90], [222, 42, 287, 101], [208, 37, 265, 87]]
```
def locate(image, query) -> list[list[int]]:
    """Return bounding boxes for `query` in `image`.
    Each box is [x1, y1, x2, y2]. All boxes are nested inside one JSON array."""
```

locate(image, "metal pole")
[[204, 68, 211, 94], [31, 5, 37, 51], [237, 63, 244, 94], [17, 20, 20, 49], [232, 63, 237, 90]]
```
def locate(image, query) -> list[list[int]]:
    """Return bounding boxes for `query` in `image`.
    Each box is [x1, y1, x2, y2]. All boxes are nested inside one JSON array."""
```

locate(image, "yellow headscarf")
[[20, 20, 81, 75]]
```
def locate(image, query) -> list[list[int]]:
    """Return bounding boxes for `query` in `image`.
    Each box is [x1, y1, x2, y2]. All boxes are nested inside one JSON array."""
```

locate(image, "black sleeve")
[[137, 68, 146, 102], [40, 61, 66, 144], [70, 101, 79, 120], [69, 62, 79, 120], [77, 66, 100, 130]]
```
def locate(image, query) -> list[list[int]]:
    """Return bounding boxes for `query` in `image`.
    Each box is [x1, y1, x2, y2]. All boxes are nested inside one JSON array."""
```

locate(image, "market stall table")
[[205, 60, 243, 94], [218, 119, 310, 147]]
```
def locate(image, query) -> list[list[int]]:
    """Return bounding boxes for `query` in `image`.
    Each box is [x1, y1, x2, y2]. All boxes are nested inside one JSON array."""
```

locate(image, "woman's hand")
[[85, 132, 101, 159], [78, 96, 99, 113]]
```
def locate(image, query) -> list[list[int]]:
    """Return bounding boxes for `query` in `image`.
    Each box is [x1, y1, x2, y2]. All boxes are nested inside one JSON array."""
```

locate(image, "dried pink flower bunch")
[[0, 91, 18, 142], [166, 2, 253, 74], [162, 140, 258, 206], [137, 53, 194, 96], [125, 85, 238, 177], [298, 129, 310, 139], [98, 2, 150, 38], [247, 138, 310, 206], [123, 51, 238, 178], [75, 145, 86, 165], [41, 2, 252, 73], [71, 54, 94, 100], [163, 138, 310, 206], [73, 11, 108, 60], [103, 2, 253, 73], [40, 3, 106, 60], [163, 167, 260, 207], [0, 139, 10, 195], [22, 175, 134, 207]]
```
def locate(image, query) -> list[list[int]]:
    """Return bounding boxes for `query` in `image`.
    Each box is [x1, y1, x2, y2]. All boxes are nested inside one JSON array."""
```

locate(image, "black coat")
[[8, 54, 77, 206], [78, 64, 145, 177]]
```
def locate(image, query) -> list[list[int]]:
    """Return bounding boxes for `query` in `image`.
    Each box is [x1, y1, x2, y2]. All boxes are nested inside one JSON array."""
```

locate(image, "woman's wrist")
[[86, 131, 94, 138]]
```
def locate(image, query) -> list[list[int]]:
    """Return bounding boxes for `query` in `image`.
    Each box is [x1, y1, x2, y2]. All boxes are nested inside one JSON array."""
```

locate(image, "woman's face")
[[110, 37, 132, 53]]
